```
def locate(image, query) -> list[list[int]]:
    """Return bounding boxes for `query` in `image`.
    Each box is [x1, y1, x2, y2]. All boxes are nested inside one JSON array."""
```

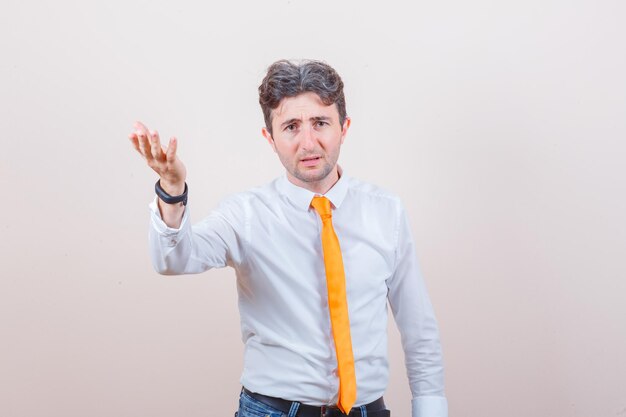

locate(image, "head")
[[259, 59, 350, 193], [259, 60, 347, 136]]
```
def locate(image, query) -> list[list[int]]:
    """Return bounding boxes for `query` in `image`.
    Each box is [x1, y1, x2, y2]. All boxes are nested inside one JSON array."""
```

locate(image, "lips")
[[300, 155, 321, 167]]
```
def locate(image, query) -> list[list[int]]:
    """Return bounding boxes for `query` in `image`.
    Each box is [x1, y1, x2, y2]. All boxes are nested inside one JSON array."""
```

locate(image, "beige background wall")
[[1, 1, 625, 416]]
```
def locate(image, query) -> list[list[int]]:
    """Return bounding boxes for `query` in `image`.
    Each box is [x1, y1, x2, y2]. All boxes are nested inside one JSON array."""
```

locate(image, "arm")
[[147, 195, 246, 275], [129, 121, 245, 275], [386, 203, 448, 417]]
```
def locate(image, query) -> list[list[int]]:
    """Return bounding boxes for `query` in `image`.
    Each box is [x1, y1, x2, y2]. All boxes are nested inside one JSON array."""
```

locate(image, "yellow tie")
[[311, 196, 357, 414]]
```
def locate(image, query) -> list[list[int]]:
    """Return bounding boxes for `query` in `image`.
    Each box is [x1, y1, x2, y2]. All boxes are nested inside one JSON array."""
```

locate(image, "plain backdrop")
[[1, 1, 625, 416]]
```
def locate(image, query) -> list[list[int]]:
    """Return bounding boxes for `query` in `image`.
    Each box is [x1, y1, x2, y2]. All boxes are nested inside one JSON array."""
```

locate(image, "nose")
[[300, 125, 316, 152]]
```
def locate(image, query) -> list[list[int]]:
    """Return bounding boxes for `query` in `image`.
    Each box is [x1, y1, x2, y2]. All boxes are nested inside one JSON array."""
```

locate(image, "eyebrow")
[[280, 116, 332, 129]]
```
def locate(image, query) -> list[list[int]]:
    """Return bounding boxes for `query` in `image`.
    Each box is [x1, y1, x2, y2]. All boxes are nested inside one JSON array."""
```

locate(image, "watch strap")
[[155, 180, 188, 206]]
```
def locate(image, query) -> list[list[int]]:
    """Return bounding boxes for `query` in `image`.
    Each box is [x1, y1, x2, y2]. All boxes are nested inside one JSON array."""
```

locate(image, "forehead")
[[272, 92, 339, 122]]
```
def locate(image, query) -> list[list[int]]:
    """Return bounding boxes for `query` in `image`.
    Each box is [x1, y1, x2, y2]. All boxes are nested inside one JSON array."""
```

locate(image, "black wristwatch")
[[155, 180, 188, 206]]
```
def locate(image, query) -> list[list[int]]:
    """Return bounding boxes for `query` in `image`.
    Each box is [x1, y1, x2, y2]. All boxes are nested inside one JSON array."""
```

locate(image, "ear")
[[340, 117, 351, 145], [261, 127, 277, 152]]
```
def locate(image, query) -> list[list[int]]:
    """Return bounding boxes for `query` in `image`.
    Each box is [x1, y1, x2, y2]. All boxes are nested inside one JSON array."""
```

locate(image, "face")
[[262, 92, 350, 193]]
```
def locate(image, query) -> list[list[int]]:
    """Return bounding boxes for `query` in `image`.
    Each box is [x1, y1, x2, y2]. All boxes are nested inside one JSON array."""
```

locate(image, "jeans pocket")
[[238, 391, 283, 417], [238, 406, 283, 417]]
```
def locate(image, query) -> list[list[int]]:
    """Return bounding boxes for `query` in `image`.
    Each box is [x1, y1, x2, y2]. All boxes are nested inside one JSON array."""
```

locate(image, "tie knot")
[[311, 196, 332, 219]]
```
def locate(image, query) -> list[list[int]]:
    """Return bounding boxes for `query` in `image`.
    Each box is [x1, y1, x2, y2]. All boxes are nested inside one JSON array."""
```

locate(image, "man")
[[128, 60, 447, 417]]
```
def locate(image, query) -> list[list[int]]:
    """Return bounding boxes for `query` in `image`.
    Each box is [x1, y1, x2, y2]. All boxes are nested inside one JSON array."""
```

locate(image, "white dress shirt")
[[148, 172, 448, 417]]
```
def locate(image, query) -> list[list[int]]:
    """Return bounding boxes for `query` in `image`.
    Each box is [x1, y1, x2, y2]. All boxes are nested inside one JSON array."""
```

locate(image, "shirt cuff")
[[148, 196, 190, 236], [412, 396, 448, 417]]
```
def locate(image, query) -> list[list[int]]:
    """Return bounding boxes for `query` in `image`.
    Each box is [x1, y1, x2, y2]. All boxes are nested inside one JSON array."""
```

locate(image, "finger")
[[149, 130, 165, 162], [128, 133, 142, 155], [137, 131, 155, 160], [166, 137, 178, 163], [135, 121, 160, 161], [134, 121, 153, 154], [134, 120, 151, 136]]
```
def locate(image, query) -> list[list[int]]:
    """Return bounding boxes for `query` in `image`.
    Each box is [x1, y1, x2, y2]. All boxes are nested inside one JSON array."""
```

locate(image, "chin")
[[295, 168, 332, 183]]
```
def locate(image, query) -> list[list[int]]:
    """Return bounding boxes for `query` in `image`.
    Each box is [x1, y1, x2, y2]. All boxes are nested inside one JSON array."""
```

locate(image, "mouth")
[[300, 155, 322, 167]]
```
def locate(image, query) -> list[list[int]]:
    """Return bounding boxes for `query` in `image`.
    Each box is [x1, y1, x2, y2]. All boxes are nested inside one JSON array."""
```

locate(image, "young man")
[[129, 60, 447, 417]]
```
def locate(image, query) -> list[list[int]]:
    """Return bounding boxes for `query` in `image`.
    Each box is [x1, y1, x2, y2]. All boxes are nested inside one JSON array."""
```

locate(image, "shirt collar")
[[277, 166, 350, 211]]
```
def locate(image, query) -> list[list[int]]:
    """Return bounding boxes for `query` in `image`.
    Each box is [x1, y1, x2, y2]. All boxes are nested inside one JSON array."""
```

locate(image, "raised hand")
[[128, 121, 187, 196]]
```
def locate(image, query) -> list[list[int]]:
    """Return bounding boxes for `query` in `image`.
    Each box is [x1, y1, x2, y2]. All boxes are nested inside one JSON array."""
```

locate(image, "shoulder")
[[345, 176, 403, 208], [215, 177, 281, 211], [201, 181, 274, 229]]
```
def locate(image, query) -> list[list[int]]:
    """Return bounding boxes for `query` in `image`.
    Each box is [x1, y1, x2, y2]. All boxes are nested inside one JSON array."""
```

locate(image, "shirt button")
[[168, 238, 177, 246]]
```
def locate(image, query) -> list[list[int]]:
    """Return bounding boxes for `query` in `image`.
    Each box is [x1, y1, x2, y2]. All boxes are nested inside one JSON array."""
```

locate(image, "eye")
[[284, 124, 296, 132], [315, 120, 328, 127]]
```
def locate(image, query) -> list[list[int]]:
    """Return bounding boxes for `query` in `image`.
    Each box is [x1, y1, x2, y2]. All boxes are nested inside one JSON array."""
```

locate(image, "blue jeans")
[[234, 389, 391, 417]]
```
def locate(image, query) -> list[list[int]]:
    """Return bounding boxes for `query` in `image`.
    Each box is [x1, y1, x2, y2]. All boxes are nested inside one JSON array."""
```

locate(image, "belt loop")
[[359, 405, 367, 417], [287, 401, 301, 417]]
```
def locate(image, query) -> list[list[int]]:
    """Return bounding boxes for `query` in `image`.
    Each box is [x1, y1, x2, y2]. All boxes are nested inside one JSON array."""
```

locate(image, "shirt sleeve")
[[148, 195, 247, 275], [386, 202, 448, 417]]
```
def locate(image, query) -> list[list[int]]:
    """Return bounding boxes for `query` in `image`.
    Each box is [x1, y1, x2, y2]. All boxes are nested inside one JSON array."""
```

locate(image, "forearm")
[[157, 181, 186, 229], [149, 198, 193, 274], [157, 198, 185, 229], [392, 279, 448, 417]]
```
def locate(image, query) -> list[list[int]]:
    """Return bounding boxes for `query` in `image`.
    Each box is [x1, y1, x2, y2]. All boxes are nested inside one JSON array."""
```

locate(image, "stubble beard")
[[283, 151, 339, 185], [293, 160, 334, 183]]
